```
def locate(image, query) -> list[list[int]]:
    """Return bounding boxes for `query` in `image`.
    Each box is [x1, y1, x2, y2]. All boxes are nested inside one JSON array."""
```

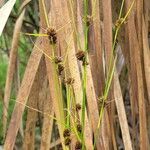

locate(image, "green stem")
[[119, 0, 125, 19], [93, 0, 135, 149], [51, 44, 65, 129], [104, 27, 120, 94], [81, 1, 89, 149], [66, 85, 71, 128], [81, 64, 87, 136]]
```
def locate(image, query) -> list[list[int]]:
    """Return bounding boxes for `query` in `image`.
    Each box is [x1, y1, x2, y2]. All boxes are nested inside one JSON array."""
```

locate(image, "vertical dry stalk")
[[40, 71, 54, 150], [3, 8, 26, 137], [142, 17, 150, 102], [125, 0, 149, 149], [90, 0, 104, 95], [4, 38, 44, 150], [102, 0, 116, 149], [114, 71, 132, 150], [23, 69, 40, 150], [39, 1, 66, 148]]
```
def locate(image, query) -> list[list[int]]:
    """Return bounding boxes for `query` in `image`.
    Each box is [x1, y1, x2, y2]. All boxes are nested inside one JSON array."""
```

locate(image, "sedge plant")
[[93, 0, 136, 149]]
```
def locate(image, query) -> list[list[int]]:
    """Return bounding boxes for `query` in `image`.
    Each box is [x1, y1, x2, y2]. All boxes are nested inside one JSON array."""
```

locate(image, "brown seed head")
[[76, 103, 81, 111], [64, 137, 71, 146], [46, 28, 57, 44], [76, 124, 82, 133], [76, 51, 86, 61], [58, 64, 64, 75], [63, 129, 71, 137], [75, 141, 82, 150], [54, 56, 62, 64], [51, 35, 57, 44], [86, 15, 92, 26], [47, 28, 56, 36], [65, 78, 75, 85]]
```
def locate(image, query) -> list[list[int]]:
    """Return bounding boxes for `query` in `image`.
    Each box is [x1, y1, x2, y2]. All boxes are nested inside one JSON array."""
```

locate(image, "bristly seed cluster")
[[64, 137, 71, 146], [76, 124, 82, 133], [76, 50, 86, 61], [65, 78, 75, 85], [53, 56, 64, 75], [82, 15, 92, 26], [75, 141, 82, 150], [63, 129, 71, 146], [76, 103, 81, 111], [54, 56, 62, 64], [46, 28, 57, 44], [57, 64, 64, 75], [76, 50, 88, 66], [63, 128, 71, 137], [86, 15, 92, 26]]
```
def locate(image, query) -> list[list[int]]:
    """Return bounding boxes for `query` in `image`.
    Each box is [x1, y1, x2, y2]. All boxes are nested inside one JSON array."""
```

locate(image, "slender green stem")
[[50, 44, 66, 134], [81, 1, 89, 149], [104, 27, 119, 94], [104, 56, 117, 99], [93, 0, 135, 149], [119, 0, 125, 19], [66, 85, 71, 128], [93, 55, 117, 149], [104, 0, 135, 98], [81, 64, 87, 135], [84, 27, 89, 51]]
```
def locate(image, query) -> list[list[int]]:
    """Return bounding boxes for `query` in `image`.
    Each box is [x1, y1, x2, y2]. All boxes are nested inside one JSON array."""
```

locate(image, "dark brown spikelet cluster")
[[76, 50, 86, 61], [64, 137, 71, 146], [76, 50, 88, 66], [65, 78, 75, 85], [76, 103, 81, 111], [58, 64, 64, 75], [46, 28, 57, 44], [75, 141, 82, 150], [63, 128, 71, 146], [63, 129, 71, 138], [76, 124, 82, 133], [86, 15, 92, 26], [82, 15, 91, 26], [54, 56, 62, 64]]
